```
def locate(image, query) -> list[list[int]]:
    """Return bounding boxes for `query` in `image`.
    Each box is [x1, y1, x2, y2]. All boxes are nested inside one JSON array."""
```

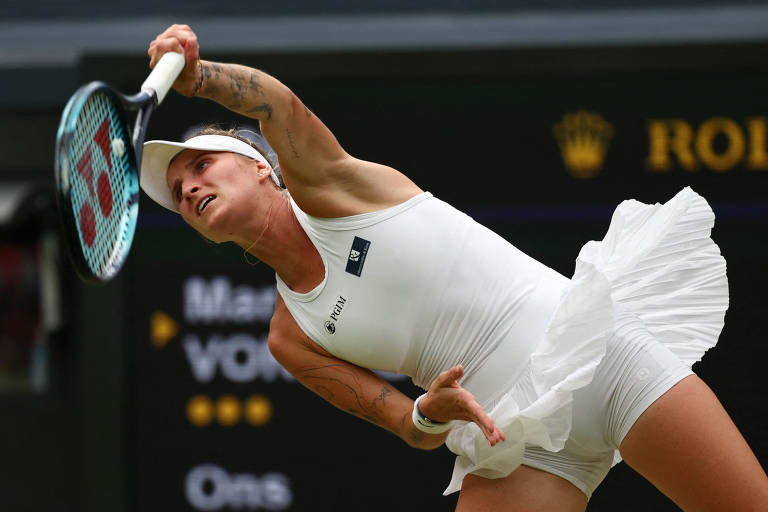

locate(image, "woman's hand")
[[420, 365, 506, 446], [148, 24, 201, 96]]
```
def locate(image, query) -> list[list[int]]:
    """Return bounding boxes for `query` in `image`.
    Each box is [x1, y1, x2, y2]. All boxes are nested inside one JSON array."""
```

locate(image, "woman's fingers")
[[147, 25, 202, 95], [148, 37, 183, 68], [487, 424, 506, 446], [476, 419, 505, 446], [468, 399, 505, 445], [432, 364, 464, 390], [424, 365, 506, 446]]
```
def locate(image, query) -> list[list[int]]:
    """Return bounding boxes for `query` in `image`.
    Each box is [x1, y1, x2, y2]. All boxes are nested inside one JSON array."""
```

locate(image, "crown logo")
[[553, 110, 614, 178]]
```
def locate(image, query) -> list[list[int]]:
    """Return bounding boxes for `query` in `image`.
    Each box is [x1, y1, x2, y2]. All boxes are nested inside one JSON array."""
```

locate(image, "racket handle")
[[141, 52, 185, 104]]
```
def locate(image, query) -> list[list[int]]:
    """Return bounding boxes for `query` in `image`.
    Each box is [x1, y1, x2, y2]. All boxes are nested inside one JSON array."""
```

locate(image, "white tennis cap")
[[141, 134, 279, 212]]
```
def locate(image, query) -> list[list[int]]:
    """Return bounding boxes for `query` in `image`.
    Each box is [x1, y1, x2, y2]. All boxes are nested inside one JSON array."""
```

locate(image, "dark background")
[[1, 4, 767, 511], [4, 0, 768, 19]]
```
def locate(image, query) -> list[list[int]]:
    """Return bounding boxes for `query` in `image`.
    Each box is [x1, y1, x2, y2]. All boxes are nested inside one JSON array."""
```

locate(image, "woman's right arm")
[[147, 24, 423, 217], [148, 25, 346, 188]]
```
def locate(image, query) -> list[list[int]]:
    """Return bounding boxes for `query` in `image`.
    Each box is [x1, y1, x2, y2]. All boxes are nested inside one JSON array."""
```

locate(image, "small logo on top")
[[345, 236, 371, 277], [324, 296, 347, 335]]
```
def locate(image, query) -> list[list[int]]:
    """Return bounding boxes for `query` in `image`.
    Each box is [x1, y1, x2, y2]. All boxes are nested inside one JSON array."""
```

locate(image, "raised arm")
[[147, 25, 422, 217], [148, 26, 343, 182], [268, 296, 505, 449]]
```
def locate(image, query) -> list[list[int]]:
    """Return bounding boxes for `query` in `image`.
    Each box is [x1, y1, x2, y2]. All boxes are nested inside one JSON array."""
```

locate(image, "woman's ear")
[[255, 161, 272, 180]]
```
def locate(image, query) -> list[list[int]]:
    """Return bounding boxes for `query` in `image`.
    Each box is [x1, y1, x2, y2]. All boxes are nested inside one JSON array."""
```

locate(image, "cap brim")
[[140, 140, 189, 212]]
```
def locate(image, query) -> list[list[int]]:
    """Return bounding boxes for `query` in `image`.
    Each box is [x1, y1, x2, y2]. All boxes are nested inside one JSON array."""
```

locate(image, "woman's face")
[[166, 149, 269, 243]]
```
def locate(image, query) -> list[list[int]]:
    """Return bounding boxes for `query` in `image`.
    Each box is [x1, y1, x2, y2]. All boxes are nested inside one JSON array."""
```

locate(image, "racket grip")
[[141, 52, 185, 104]]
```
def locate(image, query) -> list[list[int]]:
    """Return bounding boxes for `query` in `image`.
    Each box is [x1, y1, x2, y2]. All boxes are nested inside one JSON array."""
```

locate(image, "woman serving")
[[139, 24, 768, 512]]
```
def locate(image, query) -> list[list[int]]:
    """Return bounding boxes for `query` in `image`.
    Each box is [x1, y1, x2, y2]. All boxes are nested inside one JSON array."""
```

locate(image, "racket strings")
[[66, 90, 135, 277]]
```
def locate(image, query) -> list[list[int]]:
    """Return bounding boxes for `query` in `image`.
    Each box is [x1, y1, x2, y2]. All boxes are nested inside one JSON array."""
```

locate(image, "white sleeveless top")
[[276, 188, 728, 495], [275, 192, 569, 401]]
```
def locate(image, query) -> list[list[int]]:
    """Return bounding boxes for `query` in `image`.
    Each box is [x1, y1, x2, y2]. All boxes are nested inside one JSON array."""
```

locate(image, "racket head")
[[55, 81, 139, 283]]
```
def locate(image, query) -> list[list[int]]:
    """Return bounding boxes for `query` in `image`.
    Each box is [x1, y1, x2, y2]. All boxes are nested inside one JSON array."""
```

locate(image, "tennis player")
[[141, 24, 768, 511]]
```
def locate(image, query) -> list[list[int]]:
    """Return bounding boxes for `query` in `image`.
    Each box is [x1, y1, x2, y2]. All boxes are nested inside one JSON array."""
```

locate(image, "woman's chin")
[[196, 216, 228, 243]]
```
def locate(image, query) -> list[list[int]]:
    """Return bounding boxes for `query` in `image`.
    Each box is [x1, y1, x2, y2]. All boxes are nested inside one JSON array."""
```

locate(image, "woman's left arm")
[[268, 298, 504, 449]]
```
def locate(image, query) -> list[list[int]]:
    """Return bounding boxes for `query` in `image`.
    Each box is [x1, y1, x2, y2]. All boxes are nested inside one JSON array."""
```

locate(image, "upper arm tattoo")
[[286, 128, 300, 158]]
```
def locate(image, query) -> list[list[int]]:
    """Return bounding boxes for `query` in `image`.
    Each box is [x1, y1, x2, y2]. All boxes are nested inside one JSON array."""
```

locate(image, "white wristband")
[[411, 394, 454, 434]]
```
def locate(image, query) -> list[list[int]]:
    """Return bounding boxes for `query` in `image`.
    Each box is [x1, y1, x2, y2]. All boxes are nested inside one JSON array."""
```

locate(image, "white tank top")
[[275, 192, 569, 403]]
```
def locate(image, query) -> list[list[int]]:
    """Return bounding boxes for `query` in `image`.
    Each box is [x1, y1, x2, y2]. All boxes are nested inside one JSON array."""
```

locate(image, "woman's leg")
[[620, 374, 768, 511], [455, 465, 588, 512]]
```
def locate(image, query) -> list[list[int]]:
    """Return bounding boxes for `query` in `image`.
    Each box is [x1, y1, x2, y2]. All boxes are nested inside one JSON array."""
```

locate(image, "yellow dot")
[[187, 395, 214, 427], [216, 395, 242, 426], [150, 311, 178, 348], [245, 394, 273, 426]]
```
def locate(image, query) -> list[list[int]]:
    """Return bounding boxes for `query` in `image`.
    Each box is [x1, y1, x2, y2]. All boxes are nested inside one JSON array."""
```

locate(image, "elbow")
[[286, 91, 306, 122]]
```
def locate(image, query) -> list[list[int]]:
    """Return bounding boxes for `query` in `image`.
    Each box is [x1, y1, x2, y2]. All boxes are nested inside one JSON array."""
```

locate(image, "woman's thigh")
[[456, 465, 588, 512], [620, 374, 768, 511]]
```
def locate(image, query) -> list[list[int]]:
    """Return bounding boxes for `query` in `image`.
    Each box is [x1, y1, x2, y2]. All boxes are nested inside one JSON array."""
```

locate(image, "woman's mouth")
[[197, 195, 216, 215]]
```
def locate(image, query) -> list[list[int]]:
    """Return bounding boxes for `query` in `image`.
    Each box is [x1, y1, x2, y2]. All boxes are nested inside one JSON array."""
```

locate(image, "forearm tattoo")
[[247, 103, 274, 119], [227, 75, 245, 110], [202, 62, 273, 120], [372, 387, 392, 410], [298, 364, 393, 427], [401, 413, 427, 445]]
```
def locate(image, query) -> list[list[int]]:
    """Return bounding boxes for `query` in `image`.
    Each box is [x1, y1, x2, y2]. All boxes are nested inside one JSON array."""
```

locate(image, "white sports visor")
[[140, 134, 279, 212]]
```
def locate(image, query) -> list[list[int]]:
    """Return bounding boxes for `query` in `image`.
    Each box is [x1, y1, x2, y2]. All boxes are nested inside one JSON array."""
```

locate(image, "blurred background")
[[2, 1, 768, 510]]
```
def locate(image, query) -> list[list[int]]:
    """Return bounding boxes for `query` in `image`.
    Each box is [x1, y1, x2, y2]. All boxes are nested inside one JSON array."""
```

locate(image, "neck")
[[238, 194, 323, 293]]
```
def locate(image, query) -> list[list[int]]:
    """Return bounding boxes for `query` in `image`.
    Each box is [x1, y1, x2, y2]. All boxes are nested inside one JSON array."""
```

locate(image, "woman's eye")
[[197, 160, 209, 171]]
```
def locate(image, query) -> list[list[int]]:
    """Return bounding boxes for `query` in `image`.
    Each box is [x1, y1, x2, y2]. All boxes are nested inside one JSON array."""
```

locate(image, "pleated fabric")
[[444, 187, 728, 494]]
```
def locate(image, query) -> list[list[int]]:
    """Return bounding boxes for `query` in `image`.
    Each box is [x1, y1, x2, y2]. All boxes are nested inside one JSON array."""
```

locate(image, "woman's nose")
[[184, 185, 200, 200]]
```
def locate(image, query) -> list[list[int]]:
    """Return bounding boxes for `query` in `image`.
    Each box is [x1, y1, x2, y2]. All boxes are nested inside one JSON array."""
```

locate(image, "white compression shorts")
[[521, 309, 694, 498]]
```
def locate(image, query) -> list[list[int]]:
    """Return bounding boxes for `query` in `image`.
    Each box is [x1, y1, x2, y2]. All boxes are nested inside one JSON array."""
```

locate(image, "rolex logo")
[[553, 110, 614, 178]]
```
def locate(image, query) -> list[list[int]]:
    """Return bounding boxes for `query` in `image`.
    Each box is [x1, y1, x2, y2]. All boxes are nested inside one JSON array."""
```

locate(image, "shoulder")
[[286, 155, 424, 218]]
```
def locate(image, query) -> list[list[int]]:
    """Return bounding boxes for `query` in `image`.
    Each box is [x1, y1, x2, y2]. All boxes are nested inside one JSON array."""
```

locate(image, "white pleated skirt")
[[443, 187, 729, 494]]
